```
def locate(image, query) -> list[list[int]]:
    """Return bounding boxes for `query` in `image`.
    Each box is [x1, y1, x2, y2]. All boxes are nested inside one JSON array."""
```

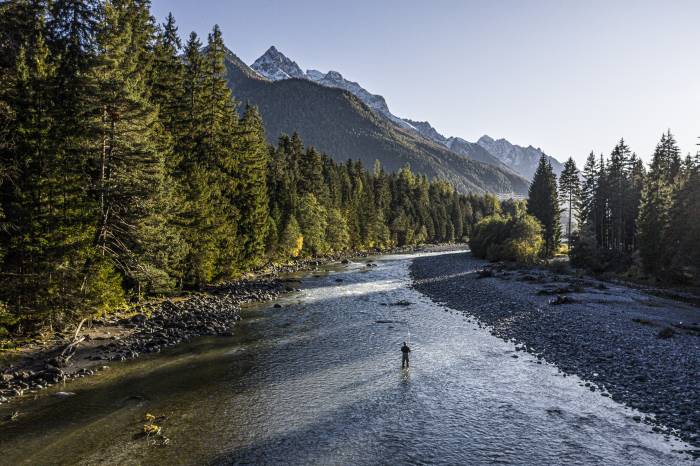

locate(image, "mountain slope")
[[224, 50, 529, 195], [447, 137, 519, 174], [477, 135, 564, 179], [403, 120, 523, 178], [404, 119, 449, 145], [247, 46, 562, 182], [306, 69, 415, 130]]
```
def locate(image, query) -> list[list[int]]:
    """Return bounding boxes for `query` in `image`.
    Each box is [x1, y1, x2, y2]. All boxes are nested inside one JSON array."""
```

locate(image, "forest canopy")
[[0, 0, 498, 336]]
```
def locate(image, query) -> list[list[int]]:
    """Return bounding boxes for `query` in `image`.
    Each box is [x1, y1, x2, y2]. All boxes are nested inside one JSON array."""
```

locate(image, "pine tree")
[[558, 157, 580, 244], [0, 28, 58, 321], [527, 154, 561, 257], [578, 152, 597, 227], [47, 0, 108, 315], [451, 191, 464, 241], [178, 26, 241, 285], [607, 139, 634, 251], [150, 13, 185, 169], [90, 0, 171, 294], [665, 146, 699, 282], [236, 105, 270, 267], [298, 193, 327, 256]]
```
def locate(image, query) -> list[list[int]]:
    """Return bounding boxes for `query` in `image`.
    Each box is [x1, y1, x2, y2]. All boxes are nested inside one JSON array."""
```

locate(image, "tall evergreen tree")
[[0, 27, 59, 321], [558, 157, 580, 244], [150, 12, 185, 168], [665, 149, 700, 281], [606, 139, 633, 251], [177, 26, 241, 285], [236, 105, 270, 267], [578, 152, 597, 227], [527, 154, 561, 257], [90, 0, 170, 293]]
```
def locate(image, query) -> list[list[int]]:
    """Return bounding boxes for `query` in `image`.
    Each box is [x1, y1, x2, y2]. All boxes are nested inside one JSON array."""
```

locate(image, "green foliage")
[[278, 216, 303, 259], [298, 193, 328, 256], [527, 154, 561, 257], [0, 3, 528, 339], [637, 131, 680, 274], [571, 132, 700, 284], [236, 105, 270, 267], [558, 157, 580, 243], [325, 208, 350, 252], [469, 213, 543, 264], [223, 58, 530, 196]]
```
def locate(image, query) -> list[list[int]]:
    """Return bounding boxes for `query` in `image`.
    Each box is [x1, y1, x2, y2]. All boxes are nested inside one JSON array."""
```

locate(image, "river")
[[0, 251, 692, 465]]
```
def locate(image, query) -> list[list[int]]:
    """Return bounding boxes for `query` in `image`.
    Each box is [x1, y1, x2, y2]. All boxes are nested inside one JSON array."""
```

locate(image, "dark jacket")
[[401, 344, 411, 354]]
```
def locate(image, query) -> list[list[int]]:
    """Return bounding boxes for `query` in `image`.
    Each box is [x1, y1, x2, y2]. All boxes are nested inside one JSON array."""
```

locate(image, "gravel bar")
[[411, 251, 700, 453]]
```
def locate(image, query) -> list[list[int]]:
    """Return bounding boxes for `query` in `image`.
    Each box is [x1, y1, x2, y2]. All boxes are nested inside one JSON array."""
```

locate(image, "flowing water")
[[0, 252, 692, 465]]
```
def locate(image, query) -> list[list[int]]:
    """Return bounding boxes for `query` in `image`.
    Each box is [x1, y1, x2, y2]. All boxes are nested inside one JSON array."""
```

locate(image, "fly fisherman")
[[401, 341, 411, 368]]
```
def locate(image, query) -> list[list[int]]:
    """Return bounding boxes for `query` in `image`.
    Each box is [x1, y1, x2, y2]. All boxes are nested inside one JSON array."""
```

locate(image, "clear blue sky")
[[151, 0, 700, 166]]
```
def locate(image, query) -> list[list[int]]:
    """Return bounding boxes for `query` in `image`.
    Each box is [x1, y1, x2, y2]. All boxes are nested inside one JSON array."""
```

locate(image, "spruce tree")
[[0, 30, 58, 320], [607, 139, 633, 251], [662, 142, 698, 281], [558, 157, 580, 244], [178, 26, 241, 284], [150, 12, 185, 169], [578, 152, 597, 226], [90, 0, 171, 294], [527, 154, 561, 257], [236, 105, 270, 267]]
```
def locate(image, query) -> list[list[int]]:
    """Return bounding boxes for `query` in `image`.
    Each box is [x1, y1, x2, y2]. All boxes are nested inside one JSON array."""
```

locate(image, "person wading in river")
[[401, 342, 411, 368]]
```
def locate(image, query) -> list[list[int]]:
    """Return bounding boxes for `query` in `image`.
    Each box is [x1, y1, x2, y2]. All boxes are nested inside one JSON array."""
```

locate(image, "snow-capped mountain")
[[250, 46, 414, 130], [224, 45, 532, 194], [251, 46, 305, 81], [477, 135, 564, 179], [305, 69, 415, 130], [248, 45, 562, 181]]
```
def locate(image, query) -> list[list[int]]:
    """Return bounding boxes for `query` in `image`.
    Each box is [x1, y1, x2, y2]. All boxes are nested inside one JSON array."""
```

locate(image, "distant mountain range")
[[225, 45, 562, 194]]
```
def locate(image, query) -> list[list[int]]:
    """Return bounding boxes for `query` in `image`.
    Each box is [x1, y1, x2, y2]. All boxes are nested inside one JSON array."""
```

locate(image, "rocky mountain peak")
[[404, 119, 449, 146], [323, 70, 344, 81], [251, 46, 305, 81], [477, 135, 563, 178]]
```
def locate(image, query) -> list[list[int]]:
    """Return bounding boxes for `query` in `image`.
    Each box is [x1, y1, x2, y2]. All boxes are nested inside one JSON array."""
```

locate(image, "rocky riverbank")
[[0, 243, 439, 407], [410, 251, 700, 454], [0, 278, 285, 406]]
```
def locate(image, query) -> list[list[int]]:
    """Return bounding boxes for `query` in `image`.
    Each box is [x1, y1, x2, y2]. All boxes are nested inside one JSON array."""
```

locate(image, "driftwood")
[[55, 318, 88, 366]]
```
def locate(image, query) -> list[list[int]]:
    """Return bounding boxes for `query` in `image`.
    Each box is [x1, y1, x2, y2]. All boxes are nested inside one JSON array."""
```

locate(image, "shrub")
[[570, 230, 634, 274], [469, 214, 543, 264]]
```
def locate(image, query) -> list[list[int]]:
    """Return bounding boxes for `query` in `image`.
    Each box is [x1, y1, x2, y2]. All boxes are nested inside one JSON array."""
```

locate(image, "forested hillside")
[[223, 50, 530, 195], [0, 2, 499, 337]]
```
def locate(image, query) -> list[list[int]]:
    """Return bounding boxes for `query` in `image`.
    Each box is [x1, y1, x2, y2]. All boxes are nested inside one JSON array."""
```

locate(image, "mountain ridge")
[[477, 135, 564, 179], [247, 45, 562, 182], [224, 47, 530, 195]]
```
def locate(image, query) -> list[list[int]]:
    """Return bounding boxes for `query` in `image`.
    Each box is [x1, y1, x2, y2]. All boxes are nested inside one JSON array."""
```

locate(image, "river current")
[[0, 252, 692, 465]]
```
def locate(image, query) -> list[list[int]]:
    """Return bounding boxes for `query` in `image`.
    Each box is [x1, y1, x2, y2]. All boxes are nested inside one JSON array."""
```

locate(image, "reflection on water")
[[0, 252, 693, 465]]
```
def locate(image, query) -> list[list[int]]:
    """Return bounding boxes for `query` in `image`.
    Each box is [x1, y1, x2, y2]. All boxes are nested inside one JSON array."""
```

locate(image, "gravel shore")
[[410, 251, 700, 452], [0, 244, 427, 407], [0, 278, 285, 405]]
